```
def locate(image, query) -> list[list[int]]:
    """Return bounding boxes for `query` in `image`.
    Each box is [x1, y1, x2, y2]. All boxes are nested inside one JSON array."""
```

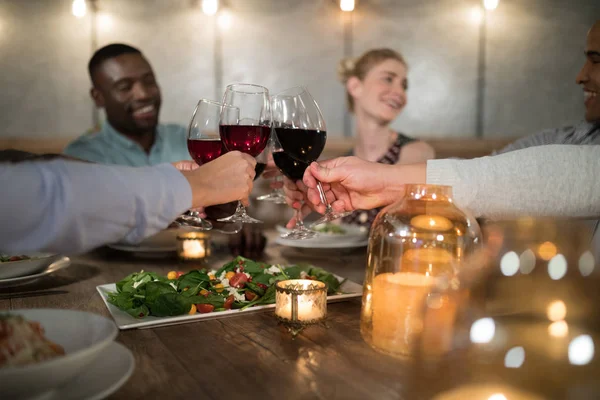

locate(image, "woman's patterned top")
[[342, 133, 416, 228]]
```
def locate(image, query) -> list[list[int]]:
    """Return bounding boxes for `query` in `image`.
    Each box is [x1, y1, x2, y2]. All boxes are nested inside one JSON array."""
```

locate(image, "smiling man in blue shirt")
[[64, 44, 190, 166]]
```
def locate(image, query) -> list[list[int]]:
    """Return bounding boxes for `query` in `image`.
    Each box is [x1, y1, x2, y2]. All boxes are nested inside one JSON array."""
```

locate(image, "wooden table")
[[0, 231, 423, 400]]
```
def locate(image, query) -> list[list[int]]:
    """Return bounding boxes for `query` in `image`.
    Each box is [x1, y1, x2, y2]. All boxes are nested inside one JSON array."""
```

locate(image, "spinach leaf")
[[126, 304, 150, 318], [245, 281, 265, 296], [250, 273, 272, 285], [145, 281, 177, 304], [280, 265, 304, 279], [177, 270, 210, 290], [108, 292, 149, 318], [117, 271, 164, 293], [189, 293, 225, 308], [149, 293, 191, 317], [215, 258, 239, 277], [241, 284, 276, 310], [238, 257, 268, 274], [308, 267, 341, 294]]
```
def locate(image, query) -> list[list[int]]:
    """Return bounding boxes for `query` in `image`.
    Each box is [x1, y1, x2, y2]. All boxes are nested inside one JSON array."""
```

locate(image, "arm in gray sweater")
[[427, 145, 600, 219]]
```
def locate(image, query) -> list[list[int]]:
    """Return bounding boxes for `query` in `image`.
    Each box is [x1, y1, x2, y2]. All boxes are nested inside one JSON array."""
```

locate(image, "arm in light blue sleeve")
[[0, 160, 192, 255]]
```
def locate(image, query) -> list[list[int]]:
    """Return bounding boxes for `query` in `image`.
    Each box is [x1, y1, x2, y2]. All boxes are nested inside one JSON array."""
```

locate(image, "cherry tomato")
[[224, 295, 235, 310], [229, 273, 248, 288], [196, 304, 215, 313], [245, 291, 257, 301], [176, 271, 185, 278]]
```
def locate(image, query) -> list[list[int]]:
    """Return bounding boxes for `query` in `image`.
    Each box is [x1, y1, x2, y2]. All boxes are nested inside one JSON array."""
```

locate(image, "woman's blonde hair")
[[338, 48, 407, 112]]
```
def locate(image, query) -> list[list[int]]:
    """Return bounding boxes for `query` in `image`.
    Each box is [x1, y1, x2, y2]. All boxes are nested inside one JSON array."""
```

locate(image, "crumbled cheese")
[[227, 287, 247, 302], [265, 265, 281, 275], [243, 272, 252, 280], [218, 271, 227, 281], [300, 271, 308, 279], [221, 278, 230, 288]]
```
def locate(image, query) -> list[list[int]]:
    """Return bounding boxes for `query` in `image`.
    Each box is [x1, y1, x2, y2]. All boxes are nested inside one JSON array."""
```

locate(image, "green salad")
[[312, 223, 346, 235], [108, 256, 345, 318], [0, 254, 31, 262]]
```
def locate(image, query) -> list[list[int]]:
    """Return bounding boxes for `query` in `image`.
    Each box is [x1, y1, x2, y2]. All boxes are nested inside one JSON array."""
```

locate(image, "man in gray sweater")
[[495, 20, 599, 153]]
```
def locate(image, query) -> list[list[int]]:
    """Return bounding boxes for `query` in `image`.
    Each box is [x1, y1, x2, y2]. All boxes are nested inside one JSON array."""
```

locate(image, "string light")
[[470, 6, 483, 25], [202, 0, 219, 16], [217, 10, 232, 30], [483, 0, 499, 11], [340, 0, 355, 12], [97, 13, 113, 32], [72, 0, 87, 18]]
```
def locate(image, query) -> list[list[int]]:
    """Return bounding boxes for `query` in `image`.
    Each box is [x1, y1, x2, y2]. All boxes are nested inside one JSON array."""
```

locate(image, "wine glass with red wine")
[[270, 131, 313, 239], [177, 99, 237, 230], [218, 83, 272, 224], [272, 87, 350, 230]]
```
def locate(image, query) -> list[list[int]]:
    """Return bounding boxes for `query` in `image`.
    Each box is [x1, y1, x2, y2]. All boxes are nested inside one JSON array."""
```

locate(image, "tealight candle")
[[410, 215, 454, 232], [370, 247, 459, 358], [432, 384, 544, 400], [275, 279, 327, 336], [176, 232, 210, 261]]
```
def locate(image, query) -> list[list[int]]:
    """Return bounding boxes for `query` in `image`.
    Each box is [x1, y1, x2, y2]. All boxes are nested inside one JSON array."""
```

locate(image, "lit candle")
[[371, 272, 440, 356], [432, 384, 544, 400], [275, 280, 327, 333], [182, 240, 206, 259], [371, 245, 459, 357], [177, 232, 210, 260], [410, 215, 454, 231], [276, 295, 323, 321]]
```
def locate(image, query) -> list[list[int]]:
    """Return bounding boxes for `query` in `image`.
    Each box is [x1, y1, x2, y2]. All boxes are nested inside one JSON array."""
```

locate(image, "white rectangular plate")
[[96, 276, 363, 330]]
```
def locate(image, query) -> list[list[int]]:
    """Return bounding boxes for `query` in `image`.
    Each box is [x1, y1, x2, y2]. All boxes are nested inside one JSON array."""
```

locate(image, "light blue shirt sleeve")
[[0, 160, 192, 255]]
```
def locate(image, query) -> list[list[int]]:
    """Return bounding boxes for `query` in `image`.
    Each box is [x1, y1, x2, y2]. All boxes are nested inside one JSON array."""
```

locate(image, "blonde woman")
[[338, 48, 435, 226]]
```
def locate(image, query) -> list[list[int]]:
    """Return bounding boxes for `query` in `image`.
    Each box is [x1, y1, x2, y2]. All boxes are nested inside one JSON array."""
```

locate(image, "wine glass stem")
[[295, 204, 305, 229], [316, 181, 333, 216], [234, 201, 246, 215]]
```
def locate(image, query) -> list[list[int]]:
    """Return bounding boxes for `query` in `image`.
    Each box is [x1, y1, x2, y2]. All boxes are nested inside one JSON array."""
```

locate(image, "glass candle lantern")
[[176, 231, 211, 261], [361, 184, 481, 359], [275, 279, 327, 337], [411, 218, 600, 399]]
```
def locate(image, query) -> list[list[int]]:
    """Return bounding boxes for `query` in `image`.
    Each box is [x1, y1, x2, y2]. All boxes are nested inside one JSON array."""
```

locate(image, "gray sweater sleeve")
[[493, 127, 570, 155], [426, 145, 600, 219]]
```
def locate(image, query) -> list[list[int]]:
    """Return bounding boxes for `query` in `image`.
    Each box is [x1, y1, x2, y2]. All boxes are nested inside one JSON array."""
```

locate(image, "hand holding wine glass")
[[271, 86, 349, 234], [218, 84, 272, 224]]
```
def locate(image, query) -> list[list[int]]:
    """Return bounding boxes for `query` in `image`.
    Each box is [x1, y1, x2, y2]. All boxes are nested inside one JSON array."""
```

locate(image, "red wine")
[[220, 125, 271, 157], [274, 128, 326, 163], [187, 139, 224, 165], [273, 152, 309, 181], [254, 162, 266, 181]]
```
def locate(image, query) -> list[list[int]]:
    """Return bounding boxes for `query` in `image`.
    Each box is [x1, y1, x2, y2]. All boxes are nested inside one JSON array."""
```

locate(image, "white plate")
[[96, 276, 363, 330], [0, 308, 118, 399], [0, 257, 71, 288], [0, 253, 58, 279], [49, 341, 134, 400], [276, 223, 368, 242], [275, 235, 369, 249]]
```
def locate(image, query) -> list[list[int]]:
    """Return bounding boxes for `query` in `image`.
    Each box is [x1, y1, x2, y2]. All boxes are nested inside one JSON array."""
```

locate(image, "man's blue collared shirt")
[[63, 121, 191, 166]]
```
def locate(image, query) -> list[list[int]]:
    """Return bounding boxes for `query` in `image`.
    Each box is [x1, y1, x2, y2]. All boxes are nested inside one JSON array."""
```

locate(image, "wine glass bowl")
[[176, 99, 236, 231], [218, 83, 272, 224], [271, 87, 329, 239]]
